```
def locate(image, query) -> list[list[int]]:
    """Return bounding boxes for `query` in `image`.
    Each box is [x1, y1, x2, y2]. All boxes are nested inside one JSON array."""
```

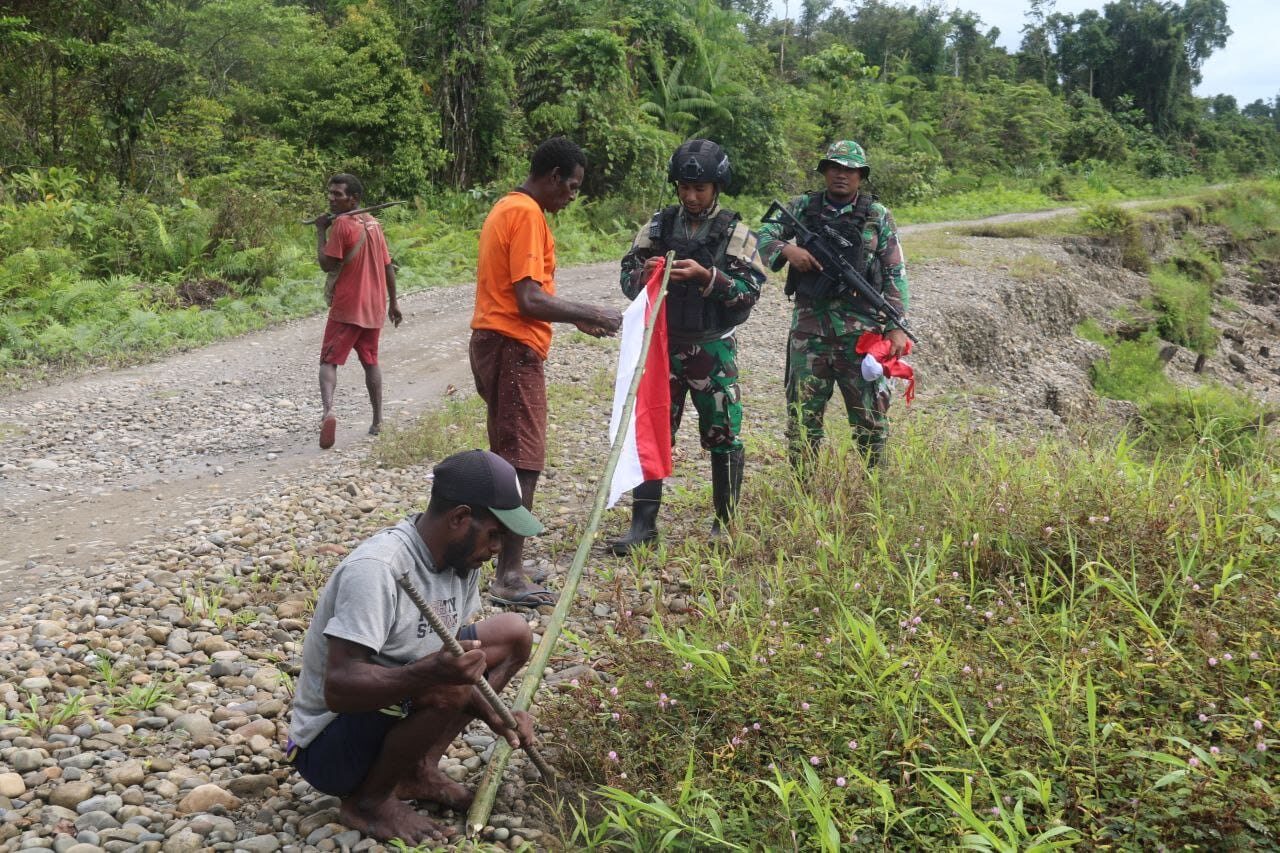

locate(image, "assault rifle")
[[302, 200, 407, 226], [763, 200, 916, 343]]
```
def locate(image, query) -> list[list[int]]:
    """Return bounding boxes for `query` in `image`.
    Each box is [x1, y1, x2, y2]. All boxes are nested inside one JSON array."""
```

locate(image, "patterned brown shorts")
[[469, 329, 547, 472]]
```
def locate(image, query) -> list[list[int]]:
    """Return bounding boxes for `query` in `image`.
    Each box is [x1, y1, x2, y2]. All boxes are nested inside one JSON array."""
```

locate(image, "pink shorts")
[[321, 319, 380, 366]]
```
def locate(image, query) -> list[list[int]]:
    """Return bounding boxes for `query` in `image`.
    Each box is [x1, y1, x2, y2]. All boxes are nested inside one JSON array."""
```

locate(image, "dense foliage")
[[2, 0, 1279, 370], [4, 0, 1278, 201]]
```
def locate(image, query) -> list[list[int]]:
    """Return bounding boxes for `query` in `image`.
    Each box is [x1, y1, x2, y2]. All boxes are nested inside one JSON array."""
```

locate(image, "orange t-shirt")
[[472, 191, 556, 359], [324, 214, 392, 329]]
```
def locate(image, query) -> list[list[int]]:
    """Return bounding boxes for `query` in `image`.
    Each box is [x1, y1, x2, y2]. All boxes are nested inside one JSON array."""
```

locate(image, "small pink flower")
[[1257, 741, 1268, 752], [1250, 651, 1260, 660], [801, 702, 811, 711], [812, 607, 820, 614], [1222, 653, 1233, 662], [645, 680, 654, 688], [1210, 746, 1220, 755], [609, 686, 618, 697], [611, 712, 620, 721], [847, 739, 859, 750], [1255, 720, 1265, 731], [853, 582, 862, 590], [570, 679, 580, 688], [835, 777, 847, 787], [1188, 757, 1200, 768], [607, 750, 618, 761], [1208, 657, 1219, 667], [731, 736, 741, 746], [810, 755, 821, 766], [990, 807, 1000, 816], [752, 722, 761, 731]]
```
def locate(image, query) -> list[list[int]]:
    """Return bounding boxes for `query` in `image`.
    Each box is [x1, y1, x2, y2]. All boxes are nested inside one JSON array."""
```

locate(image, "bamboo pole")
[[465, 252, 675, 836], [393, 571, 558, 784]]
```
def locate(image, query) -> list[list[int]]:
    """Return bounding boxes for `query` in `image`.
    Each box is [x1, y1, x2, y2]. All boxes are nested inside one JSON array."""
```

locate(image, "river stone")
[[249, 667, 281, 691], [0, 772, 25, 797], [75, 810, 121, 831], [171, 714, 216, 742], [161, 830, 203, 853], [176, 784, 240, 814], [225, 774, 275, 798], [109, 761, 146, 787], [236, 836, 280, 853], [51, 778, 97, 804], [256, 699, 285, 718], [12, 749, 47, 771], [296, 809, 339, 838], [236, 719, 275, 740]]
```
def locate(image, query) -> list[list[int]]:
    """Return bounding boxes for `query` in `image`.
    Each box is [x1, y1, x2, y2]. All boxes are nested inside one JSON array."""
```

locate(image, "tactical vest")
[[651, 205, 753, 335], [784, 192, 880, 306]]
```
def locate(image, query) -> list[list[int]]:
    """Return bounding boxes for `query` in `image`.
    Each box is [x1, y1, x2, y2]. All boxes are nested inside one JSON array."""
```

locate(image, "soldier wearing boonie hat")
[[756, 140, 911, 471]]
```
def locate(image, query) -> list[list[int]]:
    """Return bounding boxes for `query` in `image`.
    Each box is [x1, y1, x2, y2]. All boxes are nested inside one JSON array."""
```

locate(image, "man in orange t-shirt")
[[315, 173, 402, 450], [471, 137, 622, 609]]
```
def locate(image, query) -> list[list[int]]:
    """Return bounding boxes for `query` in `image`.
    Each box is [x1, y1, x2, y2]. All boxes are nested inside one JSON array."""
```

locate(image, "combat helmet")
[[667, 139, 732, 188], [817, 140, 870, 178]]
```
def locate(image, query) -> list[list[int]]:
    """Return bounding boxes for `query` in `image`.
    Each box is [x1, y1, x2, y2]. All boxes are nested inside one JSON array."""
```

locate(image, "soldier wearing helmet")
[[610, 139, 768, 554], [756, 140, 911, 470]]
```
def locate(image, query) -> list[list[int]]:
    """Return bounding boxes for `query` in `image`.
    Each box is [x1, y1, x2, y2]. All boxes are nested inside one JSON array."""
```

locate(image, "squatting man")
[[286, 449, 544, 843]]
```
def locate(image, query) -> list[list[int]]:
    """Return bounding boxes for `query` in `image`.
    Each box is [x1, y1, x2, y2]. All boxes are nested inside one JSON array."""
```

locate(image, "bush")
[[1149, 264, 1218, 355], [1081, 203, 1149, 271]]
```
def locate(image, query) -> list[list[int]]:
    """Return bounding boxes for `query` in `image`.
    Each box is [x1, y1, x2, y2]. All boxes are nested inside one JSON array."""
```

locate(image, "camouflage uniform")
[[756, 141, 910, 465], [620, 203, 766, 455]]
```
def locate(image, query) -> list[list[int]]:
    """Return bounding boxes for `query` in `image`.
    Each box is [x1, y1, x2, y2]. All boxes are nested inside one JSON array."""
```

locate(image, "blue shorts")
[[291, 624, 479, 796]]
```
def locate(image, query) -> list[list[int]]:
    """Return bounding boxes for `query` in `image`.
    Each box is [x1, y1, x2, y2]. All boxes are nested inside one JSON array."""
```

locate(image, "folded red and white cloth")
[[855, 331, 915, 403]]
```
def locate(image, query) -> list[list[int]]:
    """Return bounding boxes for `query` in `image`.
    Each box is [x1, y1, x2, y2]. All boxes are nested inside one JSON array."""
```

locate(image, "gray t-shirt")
[[288, 515, 481, 747]]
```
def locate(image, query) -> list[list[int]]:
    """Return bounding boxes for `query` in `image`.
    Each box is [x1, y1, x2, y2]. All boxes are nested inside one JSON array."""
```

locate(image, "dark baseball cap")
[[431, 450, 545, 537]]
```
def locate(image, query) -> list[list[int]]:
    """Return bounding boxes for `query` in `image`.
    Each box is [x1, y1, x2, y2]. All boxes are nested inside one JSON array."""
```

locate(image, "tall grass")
[[551, 417, 1279, 849]]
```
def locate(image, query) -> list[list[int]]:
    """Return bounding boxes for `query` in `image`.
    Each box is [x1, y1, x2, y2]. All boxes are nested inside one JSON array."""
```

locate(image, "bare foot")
[[339, 796, 455, 844], [395, 762, 475, 810]]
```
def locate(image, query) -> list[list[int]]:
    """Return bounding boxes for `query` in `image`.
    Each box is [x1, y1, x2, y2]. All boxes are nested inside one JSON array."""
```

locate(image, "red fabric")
[[320, 318, 381, 366], [635, 260, 673, 481], [324, 214, 392, 329], [855, 331, 915, 403]]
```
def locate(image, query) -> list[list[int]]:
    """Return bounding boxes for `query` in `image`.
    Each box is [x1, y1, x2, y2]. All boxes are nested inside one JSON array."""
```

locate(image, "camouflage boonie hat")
[[817, 140, 870, 177]]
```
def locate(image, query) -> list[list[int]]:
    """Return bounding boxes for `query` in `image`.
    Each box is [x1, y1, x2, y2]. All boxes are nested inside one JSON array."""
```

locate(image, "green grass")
[[373, 394, 489, 469], [2, 169, 1263, 381], [549, 416, 1279, 849]]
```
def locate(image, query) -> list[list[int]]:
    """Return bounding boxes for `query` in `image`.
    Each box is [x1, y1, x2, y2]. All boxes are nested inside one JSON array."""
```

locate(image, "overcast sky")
[[774, 0, 1276, 106]]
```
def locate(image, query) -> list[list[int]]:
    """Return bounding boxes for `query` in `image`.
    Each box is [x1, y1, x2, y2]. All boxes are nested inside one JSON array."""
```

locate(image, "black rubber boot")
[[710, 448, 745, 536], [855, 431, 886, 469], [788, 437, 820, 481], [609, 479, 662, 556]]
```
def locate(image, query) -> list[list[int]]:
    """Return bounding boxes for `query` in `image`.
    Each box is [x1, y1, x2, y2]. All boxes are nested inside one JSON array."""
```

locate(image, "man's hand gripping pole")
[[763, 200, 917, 343], [393, 572, 558, 785]]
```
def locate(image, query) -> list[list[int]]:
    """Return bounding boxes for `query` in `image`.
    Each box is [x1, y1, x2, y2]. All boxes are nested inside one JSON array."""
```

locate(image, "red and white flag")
[[607, 261, 672, 507]]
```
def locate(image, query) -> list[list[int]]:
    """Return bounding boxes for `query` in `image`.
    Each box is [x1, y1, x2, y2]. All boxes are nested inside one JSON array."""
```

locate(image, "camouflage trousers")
[[670, 336, 743, 454], [785, 330, 891, 458]]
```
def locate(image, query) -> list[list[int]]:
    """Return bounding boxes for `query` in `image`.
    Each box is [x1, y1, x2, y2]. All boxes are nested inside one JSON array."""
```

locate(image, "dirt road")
[[4, 199, 1267, 600], [0, 262, 624, 592]]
